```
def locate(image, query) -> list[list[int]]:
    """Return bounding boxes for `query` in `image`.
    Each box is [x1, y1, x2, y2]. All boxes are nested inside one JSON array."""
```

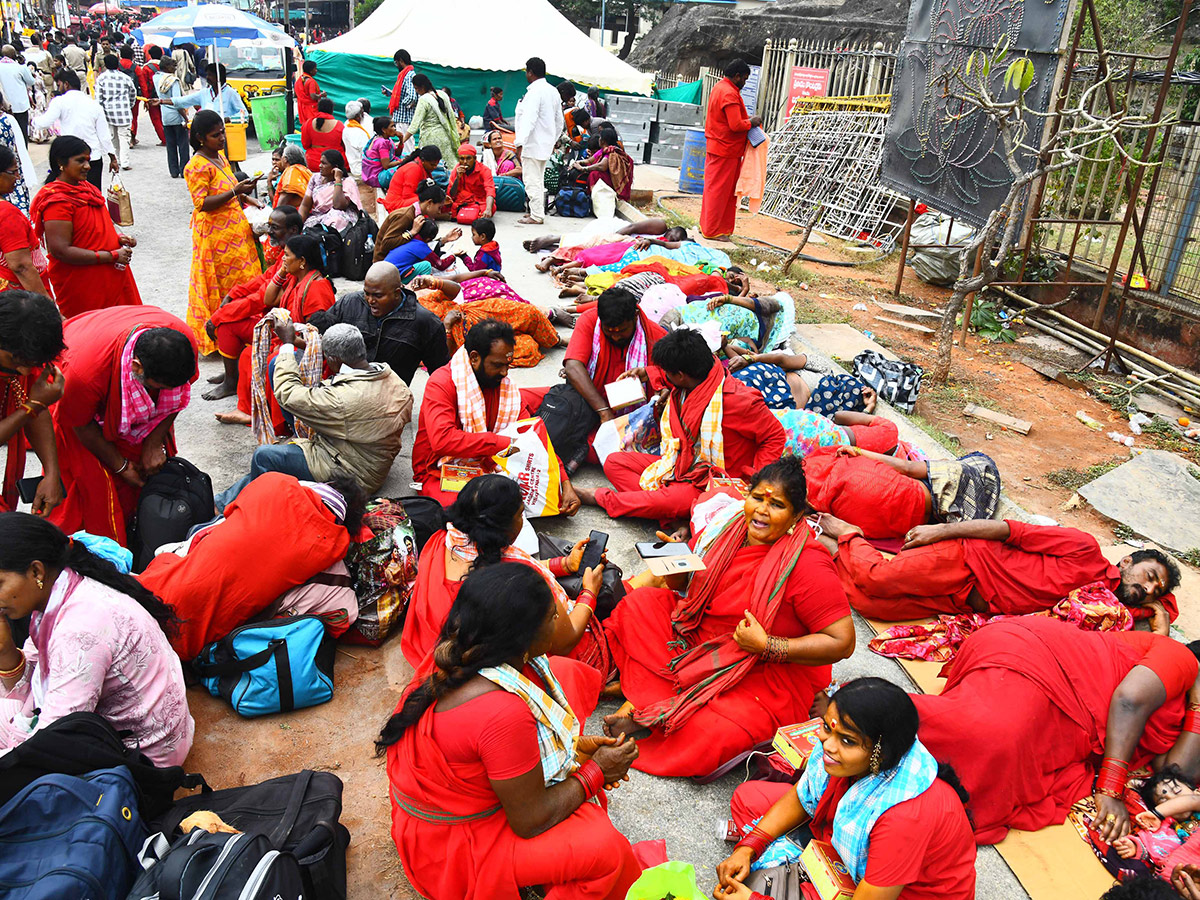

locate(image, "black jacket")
[[309, 290, 448, 384]]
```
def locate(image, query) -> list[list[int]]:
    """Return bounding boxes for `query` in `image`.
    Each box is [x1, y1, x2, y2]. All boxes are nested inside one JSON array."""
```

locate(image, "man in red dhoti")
[[820, 514, 1181, 628], [577, 328, 786, 523], [520, 285, 667, 469], [202, 205, 304, 401], [0, 292, 68, 516], [49, 306, 198, 544], [701, 60, 761, 241], [445, 144, 495, 225]]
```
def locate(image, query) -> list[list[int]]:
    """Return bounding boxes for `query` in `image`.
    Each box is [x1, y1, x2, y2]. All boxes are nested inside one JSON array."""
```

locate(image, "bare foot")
[[558, 286, 582, 299], [602, 712, 650, 740], [215, 409, 251, 426], [207, 372, 225, 384], [202, 381, 237, 401], [535, 258, 553, 273], [574, 486, 600, 507], [523, 239, 535, 252], [516, 215, 544, 226], [547, 307, 578, 326], [600, 680, 624, 700]]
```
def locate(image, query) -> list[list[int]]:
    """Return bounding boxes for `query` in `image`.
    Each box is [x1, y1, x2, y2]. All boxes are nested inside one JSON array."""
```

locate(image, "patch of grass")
[[1180, 548, 1200, 568], [661, 206, 697, 231], [726, 246, 823, 291], [920, 379, 1000, 412], [1046, 459, 1123, 491], [1074, 371, 1138, 412], [794, 297, 852, 326], [1190, 465, 1200, 482], [1113, 524, 1137, 541], [908, 413, 962, 453]]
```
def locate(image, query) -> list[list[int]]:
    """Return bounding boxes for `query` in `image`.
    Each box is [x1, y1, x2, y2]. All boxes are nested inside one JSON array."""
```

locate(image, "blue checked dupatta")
[[478, 656, 580, 786], [795, 737, 939, 882]]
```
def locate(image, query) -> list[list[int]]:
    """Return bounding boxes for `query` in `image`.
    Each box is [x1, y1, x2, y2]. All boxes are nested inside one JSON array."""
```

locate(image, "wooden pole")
[[959, 243, 985, 346], [893, 198, 915, 299]]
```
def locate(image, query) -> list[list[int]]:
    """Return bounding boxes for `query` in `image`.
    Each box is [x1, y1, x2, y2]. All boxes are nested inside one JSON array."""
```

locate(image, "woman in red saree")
[[48, 305, 197, 544], [913, 616, 1200, 844], [29, 135, 141, 319], [215, 233, 336, 429], [401, 475, 607, 718], [602, 457, 855, 777], [382, 563, 641, 900]]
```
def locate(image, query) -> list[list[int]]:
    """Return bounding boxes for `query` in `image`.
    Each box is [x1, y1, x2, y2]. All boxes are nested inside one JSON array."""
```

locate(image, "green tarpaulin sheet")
[[653, 79, 702, 104]]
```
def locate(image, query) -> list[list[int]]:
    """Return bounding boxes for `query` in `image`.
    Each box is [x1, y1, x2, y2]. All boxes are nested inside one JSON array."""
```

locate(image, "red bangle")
[[1185, 710, 1200, 735], [1095, 757, 1130, 798], [575, 589, 596, 612], [546, 556, 568, 578], [735, 825, 773, 860], [571, 759, 605, 799]]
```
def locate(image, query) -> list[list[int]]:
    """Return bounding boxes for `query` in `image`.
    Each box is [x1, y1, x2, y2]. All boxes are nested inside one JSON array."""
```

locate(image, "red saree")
[[48, 306, 197, 544], [0, 373, 33, 510], [385, 693, 641, 900], [620, 261, 727, 296], [138, 473, 350, 659], [400, 530, 603, 718], [29, 180, 142, 319], [914, 617, 1197, 844], [606, 521, 850, 776], [803, 448, 928, 539]]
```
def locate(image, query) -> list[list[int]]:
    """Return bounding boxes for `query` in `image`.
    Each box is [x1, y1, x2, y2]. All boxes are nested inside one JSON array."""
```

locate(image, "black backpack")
[[126, 830, 306, 900], [157, 770, 349, 900], [339, 210, 379, 282], [304, 224, 344, 279], [0, 711, 209, 821], [536, 383, 600, 474], [129, 457, 215, 573], [396, 496, 447, 551]]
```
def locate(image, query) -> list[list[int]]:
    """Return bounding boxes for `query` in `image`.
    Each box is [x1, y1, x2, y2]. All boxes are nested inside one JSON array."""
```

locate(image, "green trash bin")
[[249, 93, 287, 153]]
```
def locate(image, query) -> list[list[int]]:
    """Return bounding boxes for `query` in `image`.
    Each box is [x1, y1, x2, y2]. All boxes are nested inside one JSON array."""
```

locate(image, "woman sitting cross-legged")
[[400, 474, 602, 715], [602, 456, 855, 777], [715, 677, 976, 900], [0, 512, 193, 766], [299, 148, 362, 234], [381, 562, 643, 900]]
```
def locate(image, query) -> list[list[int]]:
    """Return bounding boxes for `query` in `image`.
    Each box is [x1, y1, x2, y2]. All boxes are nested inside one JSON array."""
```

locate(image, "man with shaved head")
[[308, 261, 448, 383]]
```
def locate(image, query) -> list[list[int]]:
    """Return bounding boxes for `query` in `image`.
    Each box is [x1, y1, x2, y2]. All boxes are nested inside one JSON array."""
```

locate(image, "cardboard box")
[[771, 718, 824, 770], [605, 377, 646, 410], [800, 840, 856, 900], [440, 463, 484, 493]]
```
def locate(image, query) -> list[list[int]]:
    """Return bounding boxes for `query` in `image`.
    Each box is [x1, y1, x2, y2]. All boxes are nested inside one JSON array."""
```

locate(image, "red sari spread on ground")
[[386, 679, 641, 900], [914, 617, 1197, 844], [803, 448, 928, 539], [29, 180, 142, 319], [138, 473, 350, 659], [400, 530, 602, 719], [48, 306, 196, 544], [606, 532, 849, 776]]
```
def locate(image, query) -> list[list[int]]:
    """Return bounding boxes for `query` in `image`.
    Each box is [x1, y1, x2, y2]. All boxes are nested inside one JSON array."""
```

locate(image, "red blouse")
[[433, 689, 540, 780], [0, 200, 36, 287]]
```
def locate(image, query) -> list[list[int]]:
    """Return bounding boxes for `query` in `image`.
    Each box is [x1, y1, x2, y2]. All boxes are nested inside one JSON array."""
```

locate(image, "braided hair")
[[446, 474, 523, 570], [375, 563, 553, 752]]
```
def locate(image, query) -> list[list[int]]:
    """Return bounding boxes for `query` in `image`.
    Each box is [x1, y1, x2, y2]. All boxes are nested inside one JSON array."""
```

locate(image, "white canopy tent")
[[312, 0, 653, 95]]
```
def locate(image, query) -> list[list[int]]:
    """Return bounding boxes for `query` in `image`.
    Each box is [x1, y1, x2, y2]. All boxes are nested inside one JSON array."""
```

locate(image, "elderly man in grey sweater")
[[216, 323, 413, 510]]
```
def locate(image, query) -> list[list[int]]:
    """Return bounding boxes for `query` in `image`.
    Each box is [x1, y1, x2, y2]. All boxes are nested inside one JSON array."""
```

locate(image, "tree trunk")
[[932, 283, 970, 383], [619, 4, 636, 59]]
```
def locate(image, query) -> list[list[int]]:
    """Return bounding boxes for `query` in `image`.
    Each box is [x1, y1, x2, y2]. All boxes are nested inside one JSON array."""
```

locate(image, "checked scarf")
[[114, 328, 190, 443], [478, 657, 580, 786], [631, 512, 809, 734], [587, 308, 651, 381], [249, 311, 322, 446], [444, 345, 520, 464], [639, 362, 725, 491], [796, 736, 939, 883]]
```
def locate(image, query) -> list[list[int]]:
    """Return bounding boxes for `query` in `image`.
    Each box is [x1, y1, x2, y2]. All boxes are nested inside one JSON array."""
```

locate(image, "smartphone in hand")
[[580, 530, 608, 572]]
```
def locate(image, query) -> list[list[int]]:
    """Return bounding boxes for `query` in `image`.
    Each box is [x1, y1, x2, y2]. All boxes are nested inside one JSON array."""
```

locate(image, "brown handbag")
[[106, 176, 134, 226]]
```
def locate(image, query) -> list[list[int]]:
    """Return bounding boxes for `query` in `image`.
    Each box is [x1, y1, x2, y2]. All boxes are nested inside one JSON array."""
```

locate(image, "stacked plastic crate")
[[649, 101, 704, 167], [605, 94, 656, 164], [603, 96, 705, 166]]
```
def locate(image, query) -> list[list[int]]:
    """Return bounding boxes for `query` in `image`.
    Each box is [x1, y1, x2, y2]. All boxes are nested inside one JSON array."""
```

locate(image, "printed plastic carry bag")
[[624, 860, 707, 900], [593, 401, 662, 466], [494, 417, 562, 518]]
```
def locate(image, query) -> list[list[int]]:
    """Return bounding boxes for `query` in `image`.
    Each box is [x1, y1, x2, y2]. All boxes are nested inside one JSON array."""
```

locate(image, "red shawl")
[[662, 360, 725, 488], [621, 261, 728, 296], [632, 514, 811, 733], [29, 179, 106, 242]]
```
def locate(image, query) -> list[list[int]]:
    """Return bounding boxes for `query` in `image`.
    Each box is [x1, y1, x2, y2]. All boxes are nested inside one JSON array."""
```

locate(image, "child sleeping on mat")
[[1114, 766, 1200, 874]]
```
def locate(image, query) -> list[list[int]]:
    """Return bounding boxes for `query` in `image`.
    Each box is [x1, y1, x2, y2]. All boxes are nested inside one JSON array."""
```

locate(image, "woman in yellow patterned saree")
[[183, 110, 262, 355]]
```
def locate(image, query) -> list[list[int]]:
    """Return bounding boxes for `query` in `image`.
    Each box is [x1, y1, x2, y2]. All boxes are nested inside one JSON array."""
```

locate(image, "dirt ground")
[[659, 195, 1200, 541]]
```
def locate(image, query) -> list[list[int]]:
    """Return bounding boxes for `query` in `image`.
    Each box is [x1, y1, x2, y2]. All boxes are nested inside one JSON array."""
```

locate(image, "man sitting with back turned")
[[218, 323, 413, 509], [308, 261, 449, 384], [576, 327, 785, 523], [520, 285, 667, 463], [819, 514, 1181, 631]]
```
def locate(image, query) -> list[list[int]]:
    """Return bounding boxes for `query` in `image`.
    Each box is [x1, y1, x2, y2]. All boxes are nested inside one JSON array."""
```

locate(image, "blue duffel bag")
[[0, 766, 146, 899], [555, 186, 592, 218], [194, 615, 335, 717]]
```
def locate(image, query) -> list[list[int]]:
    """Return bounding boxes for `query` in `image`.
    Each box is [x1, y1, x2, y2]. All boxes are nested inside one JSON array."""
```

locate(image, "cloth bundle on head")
[[114, 328, 190, 443], [249, 310, 323, 446], [457, 143, 477, 157]]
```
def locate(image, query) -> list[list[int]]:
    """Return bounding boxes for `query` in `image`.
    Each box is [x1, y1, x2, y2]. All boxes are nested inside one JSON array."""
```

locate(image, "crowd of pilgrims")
[[0, 48, 1198, 900]]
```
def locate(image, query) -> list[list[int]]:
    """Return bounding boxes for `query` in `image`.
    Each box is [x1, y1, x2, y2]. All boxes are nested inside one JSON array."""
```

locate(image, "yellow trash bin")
[[225, 122, 248, 163]]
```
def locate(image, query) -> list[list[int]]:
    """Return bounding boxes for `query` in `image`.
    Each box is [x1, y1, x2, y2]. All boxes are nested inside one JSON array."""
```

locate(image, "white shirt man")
[[513, 57, 562, 225], [0, 48, 35, 136], [34, 78, 117, 187]]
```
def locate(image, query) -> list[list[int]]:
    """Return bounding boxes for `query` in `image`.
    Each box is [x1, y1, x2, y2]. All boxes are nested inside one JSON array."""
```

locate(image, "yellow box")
[[800, 839, 856, 900], [772, 718, 824, 771]]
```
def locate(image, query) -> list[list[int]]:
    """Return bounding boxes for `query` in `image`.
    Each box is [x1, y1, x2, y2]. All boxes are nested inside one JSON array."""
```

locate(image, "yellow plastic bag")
[[625, 861, 707, 900], [493, 417, 561, 518]]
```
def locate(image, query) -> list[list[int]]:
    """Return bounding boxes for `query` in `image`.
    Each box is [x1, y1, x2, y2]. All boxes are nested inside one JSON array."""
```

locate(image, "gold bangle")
[[0, 651, 25, 679]]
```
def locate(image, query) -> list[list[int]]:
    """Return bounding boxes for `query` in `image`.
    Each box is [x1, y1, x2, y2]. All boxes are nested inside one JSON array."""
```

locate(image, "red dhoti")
[[595, 451, 702, 522], [834, 534, 975, 620], [700, 152, 744, 238]]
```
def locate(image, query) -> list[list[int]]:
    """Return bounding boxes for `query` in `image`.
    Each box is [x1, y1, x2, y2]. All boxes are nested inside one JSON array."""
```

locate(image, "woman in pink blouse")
[[0, 512, 193, 766]]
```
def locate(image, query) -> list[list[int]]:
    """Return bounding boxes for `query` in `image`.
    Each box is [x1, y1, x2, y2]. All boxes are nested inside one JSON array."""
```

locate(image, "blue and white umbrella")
[[138, 3, 296, 49]]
